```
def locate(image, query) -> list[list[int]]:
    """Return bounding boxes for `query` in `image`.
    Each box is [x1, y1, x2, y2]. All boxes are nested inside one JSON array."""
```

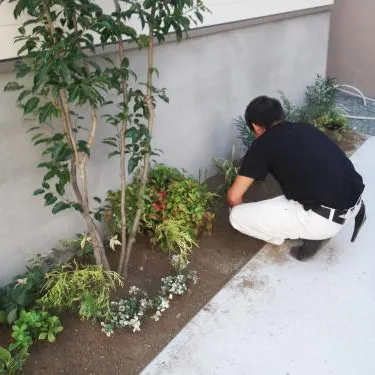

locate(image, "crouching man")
[[228, 96, 366, 260]]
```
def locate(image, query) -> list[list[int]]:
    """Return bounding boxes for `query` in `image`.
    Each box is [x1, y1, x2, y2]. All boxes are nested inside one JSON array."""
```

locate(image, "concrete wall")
[[0, 0, 333, 60], [0, 10, 331, 284], [327, 0, 375, 97]]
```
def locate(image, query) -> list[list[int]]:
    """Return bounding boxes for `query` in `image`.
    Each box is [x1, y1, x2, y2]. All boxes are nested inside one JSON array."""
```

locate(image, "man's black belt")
[[311, 199, 366, 243], [311, 206, 347, 225]]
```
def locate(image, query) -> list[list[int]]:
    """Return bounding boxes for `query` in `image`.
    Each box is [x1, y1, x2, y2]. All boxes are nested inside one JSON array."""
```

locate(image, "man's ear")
[[252, 123, 265, 137]]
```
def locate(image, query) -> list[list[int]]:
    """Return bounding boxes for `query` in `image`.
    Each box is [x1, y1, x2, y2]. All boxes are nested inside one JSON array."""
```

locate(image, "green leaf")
[[15, 62, 31, 78], [18, 89, 32, 103], [26, 126, 40, 133], [39, 102, 59, 123], [150, 67, 159, 78], [108, 151, 120, 159], [31, 133, 44, 142], [72, 203, 83, 213], [47, 332, 56, 343], [33, 189, 45, 196], [44, 193, 58, 206], [0, 311, 6, 324], [128, 156, 140, 174], [24, 97, 40, 114], [7, 307, 18, 324], [34, 137, 52, 146], [52, 202, 71, 214], [38, 332, 47, 340], [55, 182, 65, 196], [0, 346, 12, 363], [94, 211, 102, 221], [77, 140, 90, 156], [4, 81, 24, 92], [121, 57, 129, 68], [102, 139, 118, 148], [126, 127, 142, 143], [195, 11, 204, 24]]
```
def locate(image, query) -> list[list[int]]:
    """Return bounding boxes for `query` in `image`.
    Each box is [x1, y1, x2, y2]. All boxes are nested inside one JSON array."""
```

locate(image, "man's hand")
[[227, 175, 254, 207]]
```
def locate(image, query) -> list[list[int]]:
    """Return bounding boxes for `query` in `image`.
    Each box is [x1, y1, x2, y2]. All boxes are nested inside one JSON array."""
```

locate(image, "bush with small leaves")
[[0, 262, 46, 325], [10, 310, 63, 352], [106, 165, 215, 267], [279, 75, 347, 133], [38, 262, 123, 321]]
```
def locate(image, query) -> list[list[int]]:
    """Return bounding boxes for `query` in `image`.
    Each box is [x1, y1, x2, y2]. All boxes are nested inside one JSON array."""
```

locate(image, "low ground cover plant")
[[101, 271, 198, 336], [0, 310, 63, 374]]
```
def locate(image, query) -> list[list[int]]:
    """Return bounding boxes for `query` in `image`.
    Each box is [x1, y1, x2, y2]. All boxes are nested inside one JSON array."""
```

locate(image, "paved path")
[[142, 137, 375, 375]]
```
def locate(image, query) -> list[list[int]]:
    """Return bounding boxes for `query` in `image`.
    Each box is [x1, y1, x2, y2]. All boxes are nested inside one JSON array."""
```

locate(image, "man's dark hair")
[[245, 96, 285, 131]]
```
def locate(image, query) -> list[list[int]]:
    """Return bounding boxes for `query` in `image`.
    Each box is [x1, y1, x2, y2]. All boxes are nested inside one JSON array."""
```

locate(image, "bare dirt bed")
[[1, 128, 367, 375]]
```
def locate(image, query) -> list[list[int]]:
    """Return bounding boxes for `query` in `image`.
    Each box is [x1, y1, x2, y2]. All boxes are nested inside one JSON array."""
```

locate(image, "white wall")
[[0, 10, 331, 284], [0, 0, 333, 60]]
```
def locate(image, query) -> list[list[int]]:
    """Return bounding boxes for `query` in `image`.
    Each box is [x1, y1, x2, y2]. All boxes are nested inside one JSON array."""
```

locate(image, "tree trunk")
[[121, 14, 156, 278], [114, 0, 129, 275], [40, 0, 110, 269]]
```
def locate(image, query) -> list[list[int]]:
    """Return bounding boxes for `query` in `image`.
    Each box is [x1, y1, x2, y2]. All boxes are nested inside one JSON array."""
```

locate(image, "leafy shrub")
[[154, 219, 197, 268], [234, 116, 255, 149], [0, 263, 46, 325], [0, 346, 29, 375], [106, 165, 215, 265], [57, 234, 94, 263], [0, 310, 62, 374], [38, 262, 123, 321], [10, 310, 63, 352], [280, 75, 347, 132], [279, 92, 303, 122], [213, 145, 239, 194]]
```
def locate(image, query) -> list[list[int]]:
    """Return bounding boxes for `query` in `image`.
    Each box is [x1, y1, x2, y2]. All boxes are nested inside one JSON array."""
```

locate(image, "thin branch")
[[87, 106, 98, 150], [122, 8, 155, 277], [113, 0, 129, 275]]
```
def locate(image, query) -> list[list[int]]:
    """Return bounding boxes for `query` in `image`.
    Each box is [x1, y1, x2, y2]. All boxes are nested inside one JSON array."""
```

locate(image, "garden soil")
[[1, 129, 367, 375]]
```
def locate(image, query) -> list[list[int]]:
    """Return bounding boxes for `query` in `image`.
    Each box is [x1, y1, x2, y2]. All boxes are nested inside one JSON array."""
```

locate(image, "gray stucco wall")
[[0, 11, 331, 285]]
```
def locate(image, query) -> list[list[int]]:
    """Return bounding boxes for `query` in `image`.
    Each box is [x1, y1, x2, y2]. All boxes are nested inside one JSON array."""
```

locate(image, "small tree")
[[108, 0, 209, 277], [2, 0, 123, 269], [4, 0, 208, 278]]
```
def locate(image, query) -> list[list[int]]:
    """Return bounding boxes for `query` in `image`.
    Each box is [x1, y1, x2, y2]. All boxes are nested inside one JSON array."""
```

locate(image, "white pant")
[[229, 195, 360, 245]]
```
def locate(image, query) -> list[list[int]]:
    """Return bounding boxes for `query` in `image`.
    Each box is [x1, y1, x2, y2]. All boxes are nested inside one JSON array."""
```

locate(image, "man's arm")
[[227, 175, 254, 207]]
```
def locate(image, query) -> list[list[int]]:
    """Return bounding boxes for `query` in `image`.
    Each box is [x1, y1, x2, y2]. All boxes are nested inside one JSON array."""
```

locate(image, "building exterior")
[[328, 0, 375, 97], [0, 0, 333, 284]]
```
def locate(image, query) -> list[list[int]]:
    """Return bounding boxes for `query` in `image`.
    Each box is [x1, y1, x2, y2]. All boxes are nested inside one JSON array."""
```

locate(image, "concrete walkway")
[[142, 137, 375, 375]]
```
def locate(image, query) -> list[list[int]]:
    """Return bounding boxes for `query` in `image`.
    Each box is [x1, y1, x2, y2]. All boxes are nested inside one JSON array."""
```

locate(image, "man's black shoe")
[[290, 239, 329, 261]]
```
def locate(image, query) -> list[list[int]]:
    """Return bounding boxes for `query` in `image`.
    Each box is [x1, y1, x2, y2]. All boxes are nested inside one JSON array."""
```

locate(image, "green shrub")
[[154, 219, 197, 268], [0, 346, 29, 375], [0, 310, 62, 374], [0, 263, 46, 325], [10, 310, 63, 352], [234, 116, 255, 149], [38, 262, 123, 321], [280, 75, 347, 133], [213, 145, 239, 193], [106, 165, 215, 265]]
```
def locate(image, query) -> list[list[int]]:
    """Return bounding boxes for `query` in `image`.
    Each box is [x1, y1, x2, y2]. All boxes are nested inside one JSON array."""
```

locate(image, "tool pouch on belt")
[[351, 201, 366, 243]]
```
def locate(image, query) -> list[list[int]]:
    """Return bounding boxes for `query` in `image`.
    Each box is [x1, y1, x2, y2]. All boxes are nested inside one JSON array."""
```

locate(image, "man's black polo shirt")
[[239, 122, 365, 210]]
